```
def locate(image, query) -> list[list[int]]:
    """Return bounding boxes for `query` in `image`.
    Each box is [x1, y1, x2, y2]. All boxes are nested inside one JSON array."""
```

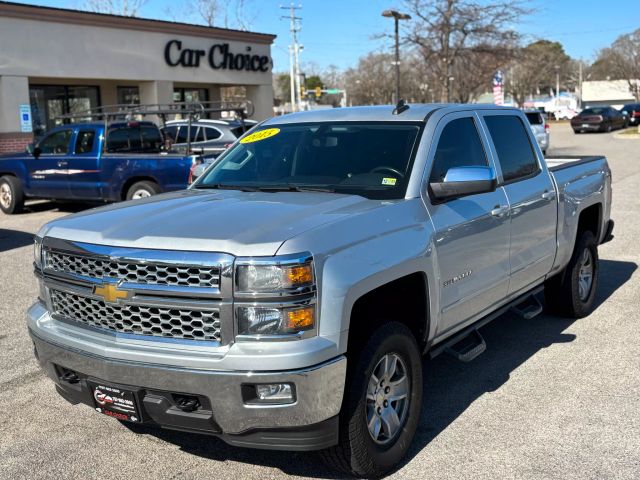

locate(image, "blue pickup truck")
[[0, 121, 195, 214]]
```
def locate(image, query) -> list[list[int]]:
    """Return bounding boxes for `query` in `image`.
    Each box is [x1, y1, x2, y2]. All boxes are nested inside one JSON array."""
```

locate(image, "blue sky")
[[16, 0, 640, 73]]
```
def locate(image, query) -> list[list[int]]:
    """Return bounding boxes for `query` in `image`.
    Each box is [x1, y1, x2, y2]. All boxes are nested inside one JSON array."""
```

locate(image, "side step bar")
[[445, 329, 486, 362], [430, 285, 544, 361]]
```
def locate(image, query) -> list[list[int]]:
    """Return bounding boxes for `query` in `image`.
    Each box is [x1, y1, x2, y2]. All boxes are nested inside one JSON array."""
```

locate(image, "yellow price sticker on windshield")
[[240, 128, 280, 144], [382, 177, 397, 186]]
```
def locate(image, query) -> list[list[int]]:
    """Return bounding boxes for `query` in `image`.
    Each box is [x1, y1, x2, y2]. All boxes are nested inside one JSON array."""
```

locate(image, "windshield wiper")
[[194, 183, 260, 192], [251, 185, 337, 193]]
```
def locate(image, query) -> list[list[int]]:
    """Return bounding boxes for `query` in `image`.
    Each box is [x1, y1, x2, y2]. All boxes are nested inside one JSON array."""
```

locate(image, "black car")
[[620, 103, 640, 126], [570, 107, 627, 133]]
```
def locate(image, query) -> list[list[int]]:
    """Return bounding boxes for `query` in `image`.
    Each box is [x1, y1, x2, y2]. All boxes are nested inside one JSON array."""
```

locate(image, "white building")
[[0, 2, 276, 152], [581, 80, 638, 109]]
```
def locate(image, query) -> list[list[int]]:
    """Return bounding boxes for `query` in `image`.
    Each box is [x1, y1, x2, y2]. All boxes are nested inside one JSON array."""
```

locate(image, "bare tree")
[[403, 0, 527, 102], [82, 0, 147, 16], [592, 29, 640, 101], [507, 40, 572, 106]]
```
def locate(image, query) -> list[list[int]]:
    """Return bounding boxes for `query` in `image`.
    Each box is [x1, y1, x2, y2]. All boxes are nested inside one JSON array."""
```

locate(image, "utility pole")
[[281, 4, 302, 112]]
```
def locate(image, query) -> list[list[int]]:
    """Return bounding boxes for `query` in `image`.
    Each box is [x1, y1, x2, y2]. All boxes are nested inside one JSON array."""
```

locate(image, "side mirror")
[[430, 166, 497, 201], [32, 146, 42, 159]]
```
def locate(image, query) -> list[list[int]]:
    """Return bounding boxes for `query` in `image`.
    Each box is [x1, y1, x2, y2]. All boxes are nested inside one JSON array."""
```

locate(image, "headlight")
[[236, 258, 314, 294], [34, 236, 43, 269], [237, 305, 315, 336]]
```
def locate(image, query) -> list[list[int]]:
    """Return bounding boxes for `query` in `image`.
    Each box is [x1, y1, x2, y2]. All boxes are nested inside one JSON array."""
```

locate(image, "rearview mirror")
[[430, 166, 496, 201]]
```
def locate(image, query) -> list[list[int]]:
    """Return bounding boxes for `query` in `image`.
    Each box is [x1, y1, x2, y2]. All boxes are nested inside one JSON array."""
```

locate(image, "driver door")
[[423, 112, 511, 337], [25, 128, 74, 199]]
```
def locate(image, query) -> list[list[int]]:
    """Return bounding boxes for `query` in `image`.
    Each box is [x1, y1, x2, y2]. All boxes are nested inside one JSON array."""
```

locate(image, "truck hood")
[[41, 189, 386, 256]]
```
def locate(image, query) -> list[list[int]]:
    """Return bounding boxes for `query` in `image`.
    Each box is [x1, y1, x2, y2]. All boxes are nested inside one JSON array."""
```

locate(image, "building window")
[[29, 85, 100, 137], [173, 88, 209, 103], [117, 86, 140, 105]]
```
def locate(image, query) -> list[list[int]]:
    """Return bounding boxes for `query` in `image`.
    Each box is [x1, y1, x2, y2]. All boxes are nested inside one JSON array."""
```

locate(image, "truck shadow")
[[0, 229, 34, 253], [131, 259, 636, 479]]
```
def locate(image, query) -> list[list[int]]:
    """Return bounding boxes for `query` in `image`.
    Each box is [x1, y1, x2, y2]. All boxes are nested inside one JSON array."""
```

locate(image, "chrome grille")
[[45, 251, 220, 288], [50, 289, 221, 342]]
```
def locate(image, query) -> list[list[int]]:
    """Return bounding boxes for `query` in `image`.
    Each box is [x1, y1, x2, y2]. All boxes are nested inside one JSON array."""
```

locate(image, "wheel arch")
[[121, 175, 160, 200]]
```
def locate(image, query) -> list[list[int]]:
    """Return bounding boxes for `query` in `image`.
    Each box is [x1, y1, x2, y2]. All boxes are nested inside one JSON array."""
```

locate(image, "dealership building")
[[0, 1, 276, 153]]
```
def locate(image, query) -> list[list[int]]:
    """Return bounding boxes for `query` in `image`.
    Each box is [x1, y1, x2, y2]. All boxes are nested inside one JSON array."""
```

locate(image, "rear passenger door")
[[68, 129, 102, 199], [481, 112, 557, 296], [424, 112, 511, 336]]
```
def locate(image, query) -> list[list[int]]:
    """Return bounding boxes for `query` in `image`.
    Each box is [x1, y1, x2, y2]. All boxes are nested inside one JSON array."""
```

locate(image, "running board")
[[510, 294, 543, 319], [445, 329, 486, 362], [429, 285, 544, 360]]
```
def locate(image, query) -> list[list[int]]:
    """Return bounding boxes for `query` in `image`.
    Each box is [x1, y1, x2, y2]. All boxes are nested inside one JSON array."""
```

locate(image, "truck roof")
[[264, 103, 517, 125]]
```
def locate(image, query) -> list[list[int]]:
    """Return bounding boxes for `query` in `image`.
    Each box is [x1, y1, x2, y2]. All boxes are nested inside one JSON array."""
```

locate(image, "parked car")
[[162, 118, 257, 155], [0, 121, 196, 214], [570, 106, 627, 133], [524, 109, 550, 154], [28, 104, 613, 478], [620, 103, 640, 126]]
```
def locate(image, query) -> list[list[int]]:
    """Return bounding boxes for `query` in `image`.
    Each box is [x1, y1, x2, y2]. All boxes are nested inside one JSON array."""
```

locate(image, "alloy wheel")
[[365, 353, 410, 445], [578, 248, 594, 301]]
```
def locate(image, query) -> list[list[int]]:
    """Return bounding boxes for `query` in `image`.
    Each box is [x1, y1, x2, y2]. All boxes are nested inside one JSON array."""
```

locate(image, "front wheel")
[[545, 230, 599, 318], [125, 180, 161, 200], [321, 322, 423, 478]]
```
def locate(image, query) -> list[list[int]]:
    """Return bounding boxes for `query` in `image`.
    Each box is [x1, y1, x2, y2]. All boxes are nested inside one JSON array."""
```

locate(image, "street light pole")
[[382, 10, 411, 104]]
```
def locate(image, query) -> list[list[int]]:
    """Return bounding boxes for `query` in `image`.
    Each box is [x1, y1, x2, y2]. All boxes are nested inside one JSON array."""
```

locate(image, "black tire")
[[545, 231, 598, 318], [573, 129, 580, 134], [321, 322, 423, 478], [0, 175, 25, 214], [125, 180, 161, 200], [606, 123, 613, 133]]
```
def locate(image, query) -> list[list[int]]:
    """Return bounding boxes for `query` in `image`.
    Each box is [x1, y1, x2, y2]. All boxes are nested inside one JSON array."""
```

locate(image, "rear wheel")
[[545, 230, 598, 318], [321, 322, 423, 478], [126, 181, 161, 200], [0, 175, 25, 214]]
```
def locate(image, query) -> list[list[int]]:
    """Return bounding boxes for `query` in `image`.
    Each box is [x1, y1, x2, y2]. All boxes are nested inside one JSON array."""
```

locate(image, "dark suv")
[[161, 119, 257, 155], [620, 103, 640, 126]]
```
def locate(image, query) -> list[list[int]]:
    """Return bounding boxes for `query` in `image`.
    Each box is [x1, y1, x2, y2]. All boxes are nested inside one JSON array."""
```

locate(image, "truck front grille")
[[46, 251, 220, 289], [50, 289, 221, 342]]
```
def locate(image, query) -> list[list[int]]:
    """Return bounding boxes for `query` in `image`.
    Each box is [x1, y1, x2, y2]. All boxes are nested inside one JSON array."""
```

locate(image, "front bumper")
[[28, 304, 346, 451]]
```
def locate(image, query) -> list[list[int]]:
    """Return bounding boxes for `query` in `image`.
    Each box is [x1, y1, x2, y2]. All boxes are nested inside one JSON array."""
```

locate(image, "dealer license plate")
[[88, 381, 141, 423], [582, 123, 589, 128]]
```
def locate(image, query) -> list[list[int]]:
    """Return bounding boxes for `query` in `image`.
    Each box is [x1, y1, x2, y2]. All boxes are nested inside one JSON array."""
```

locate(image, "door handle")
[[57, 160, 68, 167], [491, 205, 509, 217], [541, 190, 556, 200]]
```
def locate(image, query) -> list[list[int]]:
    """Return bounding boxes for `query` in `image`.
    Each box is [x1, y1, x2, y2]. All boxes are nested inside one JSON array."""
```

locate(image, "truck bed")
[[545, 155, 606, 172]]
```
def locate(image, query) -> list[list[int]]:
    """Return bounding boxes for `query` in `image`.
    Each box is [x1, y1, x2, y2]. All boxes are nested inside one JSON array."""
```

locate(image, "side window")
[[75, 130, 96, 154], [175, 126, 198, 143], [195, 128, 205, 142], [484, 115, 539, 182], [106, 128, 131, 153], [38, 130, 72, 155], [205, 127, 222, 140], [429, 117, 488, 183], [163, 125, 178, 142]]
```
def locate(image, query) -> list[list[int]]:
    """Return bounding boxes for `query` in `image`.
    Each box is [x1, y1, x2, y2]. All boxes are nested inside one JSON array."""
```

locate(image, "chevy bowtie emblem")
[[93, 283, 131, 303]]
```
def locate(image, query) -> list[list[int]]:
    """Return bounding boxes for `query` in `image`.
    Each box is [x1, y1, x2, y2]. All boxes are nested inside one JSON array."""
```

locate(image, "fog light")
[[254, 383, 295, 404]]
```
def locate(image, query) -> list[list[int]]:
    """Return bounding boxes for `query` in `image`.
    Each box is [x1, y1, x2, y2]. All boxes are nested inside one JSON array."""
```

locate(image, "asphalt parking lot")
[[1, 123, 638, 479]]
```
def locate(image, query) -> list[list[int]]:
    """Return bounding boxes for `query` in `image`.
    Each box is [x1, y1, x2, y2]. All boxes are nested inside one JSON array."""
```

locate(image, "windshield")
[[195, 122, 422, 200]]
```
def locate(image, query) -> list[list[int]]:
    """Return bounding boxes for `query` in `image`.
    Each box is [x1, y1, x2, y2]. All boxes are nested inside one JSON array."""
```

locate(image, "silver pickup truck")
[[28, 104, 613, 477]]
